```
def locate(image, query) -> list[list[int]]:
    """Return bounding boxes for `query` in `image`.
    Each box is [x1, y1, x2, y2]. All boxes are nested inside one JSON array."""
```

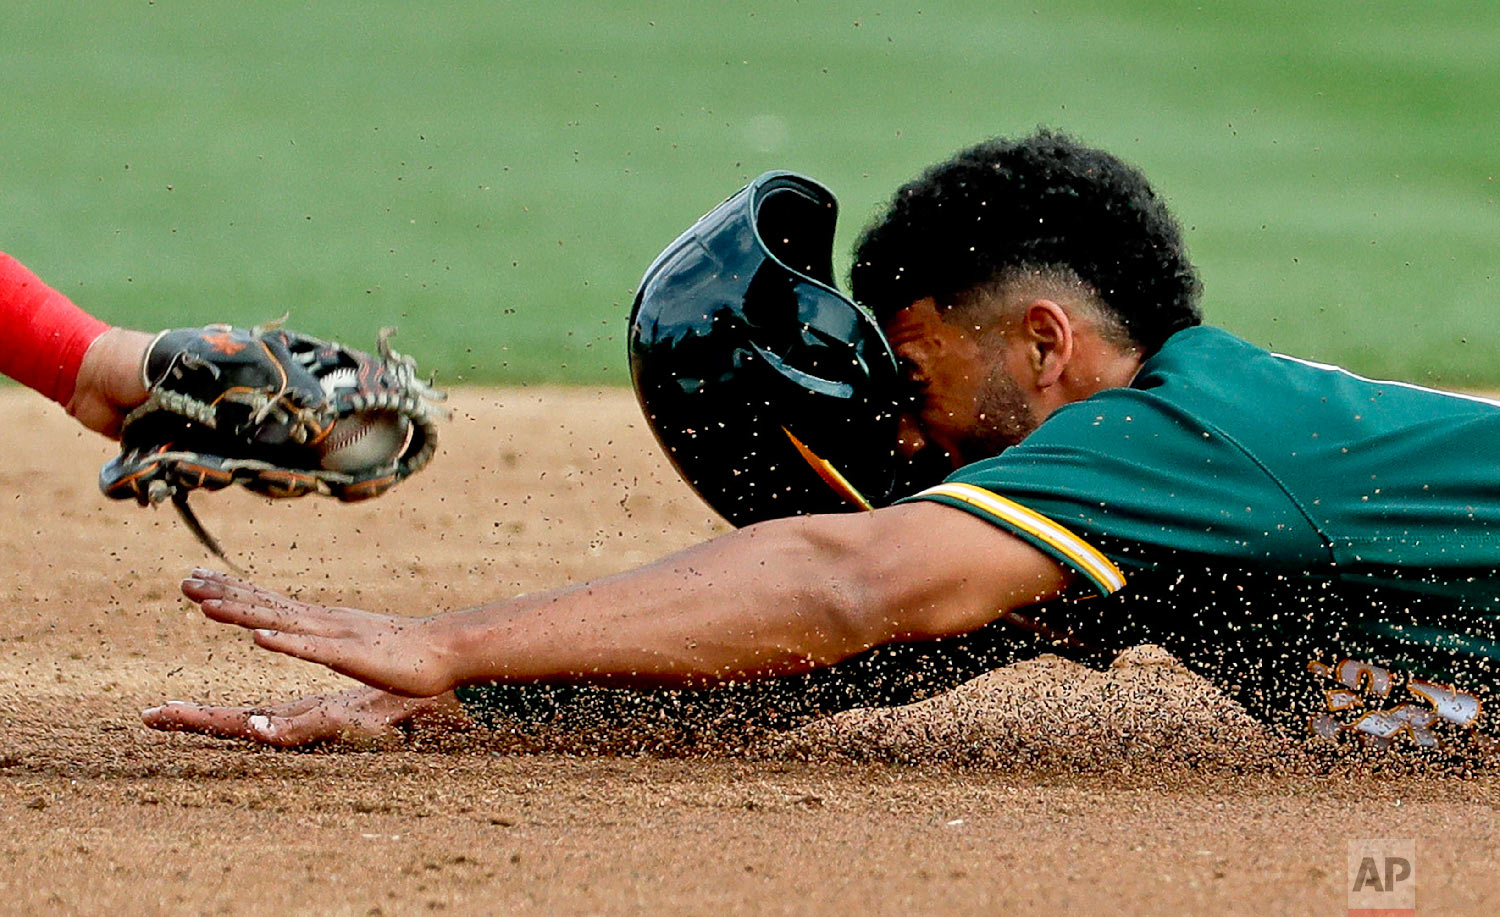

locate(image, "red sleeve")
[[0, 252, 111, 405]]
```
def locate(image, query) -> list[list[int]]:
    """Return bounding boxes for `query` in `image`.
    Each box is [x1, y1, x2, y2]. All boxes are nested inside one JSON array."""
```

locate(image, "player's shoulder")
[[1030, 325, 1255, 443], [1130, 324, 1291, 407], [1083, 324, 1500, 436]]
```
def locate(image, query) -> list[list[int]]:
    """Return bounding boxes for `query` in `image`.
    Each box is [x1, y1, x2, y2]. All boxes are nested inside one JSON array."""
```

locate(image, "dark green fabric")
[[909, 326, 1500, 728]]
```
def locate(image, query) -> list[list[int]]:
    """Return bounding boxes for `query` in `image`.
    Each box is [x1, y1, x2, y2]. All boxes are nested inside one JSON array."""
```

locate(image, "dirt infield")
[[3, 386, 1499, 915]]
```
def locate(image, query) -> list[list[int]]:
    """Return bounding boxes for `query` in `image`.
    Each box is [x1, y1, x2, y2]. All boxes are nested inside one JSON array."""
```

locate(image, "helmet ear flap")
[[629, 172, 903, 527]]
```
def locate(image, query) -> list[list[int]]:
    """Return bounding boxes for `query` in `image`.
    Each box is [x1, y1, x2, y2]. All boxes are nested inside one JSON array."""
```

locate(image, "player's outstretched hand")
[[180, 568, 457, 698], [141, 687, 466, 748]]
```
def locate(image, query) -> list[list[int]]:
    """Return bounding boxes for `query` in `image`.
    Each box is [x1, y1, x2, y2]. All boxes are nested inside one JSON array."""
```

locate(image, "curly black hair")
[[850, 129, 1202, 354]]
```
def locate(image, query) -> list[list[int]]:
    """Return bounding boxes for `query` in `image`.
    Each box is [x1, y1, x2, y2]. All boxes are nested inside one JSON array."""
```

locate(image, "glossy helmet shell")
[[628, 171, 902, 527]]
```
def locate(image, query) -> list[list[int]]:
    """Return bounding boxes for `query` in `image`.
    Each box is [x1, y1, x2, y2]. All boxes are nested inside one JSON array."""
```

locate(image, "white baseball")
[[318, 411, 413, 473]]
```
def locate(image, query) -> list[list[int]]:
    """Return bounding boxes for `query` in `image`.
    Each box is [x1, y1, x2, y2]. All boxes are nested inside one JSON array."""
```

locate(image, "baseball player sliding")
[[145, 130, 1500, 753]]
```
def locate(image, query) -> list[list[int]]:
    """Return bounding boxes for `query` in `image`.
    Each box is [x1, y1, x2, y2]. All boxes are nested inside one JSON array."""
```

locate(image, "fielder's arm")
[[0, 251, 151, 437], [178, 501, 1073, 697]]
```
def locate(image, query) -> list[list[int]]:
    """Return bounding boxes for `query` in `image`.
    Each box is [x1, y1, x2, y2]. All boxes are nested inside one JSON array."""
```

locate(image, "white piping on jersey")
[[916, 481, 1127, 596], [1273, 353, 1500, 409]]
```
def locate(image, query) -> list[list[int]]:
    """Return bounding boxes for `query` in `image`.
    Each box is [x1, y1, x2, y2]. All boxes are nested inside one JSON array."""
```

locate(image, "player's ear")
[[1020, 300, 1073, 387]]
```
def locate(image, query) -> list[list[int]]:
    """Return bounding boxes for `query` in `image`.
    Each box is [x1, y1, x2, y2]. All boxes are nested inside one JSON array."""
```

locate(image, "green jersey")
[[903, 325, 1500, 747]]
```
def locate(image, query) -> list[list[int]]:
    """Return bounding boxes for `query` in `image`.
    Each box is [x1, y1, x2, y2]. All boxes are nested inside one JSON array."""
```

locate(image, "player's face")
[[884, 298, 1040, 470]]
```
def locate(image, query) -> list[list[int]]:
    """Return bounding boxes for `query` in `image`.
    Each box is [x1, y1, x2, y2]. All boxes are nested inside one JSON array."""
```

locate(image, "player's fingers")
[[189, 568, 262, 591], [180, 576, 226, 602], [268, 695, 330, 718], [183, 572, 304, 613], [140, 700, 341, 748], [251, 630, 440, 697], [257, 708, 396, 748], [196, 597, 335, 636], [239, 711, 330, 748], [187, 570, 316, 614], [140, 701, 262, 739], [181, 578, 276, 611], [252, 628, 351, 669]]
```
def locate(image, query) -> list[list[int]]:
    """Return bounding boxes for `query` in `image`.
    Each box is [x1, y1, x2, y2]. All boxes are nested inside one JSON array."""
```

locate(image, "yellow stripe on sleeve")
[[915, 482, 1127, 595]]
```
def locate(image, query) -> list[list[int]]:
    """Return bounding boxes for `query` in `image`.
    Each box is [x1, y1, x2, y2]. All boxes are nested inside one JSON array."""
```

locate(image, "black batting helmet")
[[628, 171, 903, 527]]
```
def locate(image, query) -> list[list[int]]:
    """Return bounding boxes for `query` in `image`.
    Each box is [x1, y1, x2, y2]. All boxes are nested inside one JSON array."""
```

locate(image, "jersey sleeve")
[[898, 387, 1329, 596], [0, 252, 110, 404]]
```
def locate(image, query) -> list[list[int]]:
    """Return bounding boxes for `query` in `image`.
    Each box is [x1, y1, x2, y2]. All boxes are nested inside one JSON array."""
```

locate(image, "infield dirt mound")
[[2, 386, 1498, 915]]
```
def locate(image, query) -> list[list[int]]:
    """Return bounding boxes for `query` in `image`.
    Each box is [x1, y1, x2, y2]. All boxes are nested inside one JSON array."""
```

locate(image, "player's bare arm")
[[67, 327, 153, 437], [147, 501, 1070, 741]]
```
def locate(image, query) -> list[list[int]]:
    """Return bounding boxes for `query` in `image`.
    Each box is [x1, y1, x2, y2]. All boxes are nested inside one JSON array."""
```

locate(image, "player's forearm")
[[430, 513, 902, 689], [179, 505, 1067, 699], [425, 502, 1071, 691]]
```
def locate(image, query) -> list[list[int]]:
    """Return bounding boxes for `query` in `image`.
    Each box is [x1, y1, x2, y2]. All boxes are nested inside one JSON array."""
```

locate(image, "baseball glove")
[[100, 320, 445, 566]]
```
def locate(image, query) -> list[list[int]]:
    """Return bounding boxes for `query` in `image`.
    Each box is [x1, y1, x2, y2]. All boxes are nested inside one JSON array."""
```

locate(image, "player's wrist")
[[416, 615, 484, 693], [67, 327, 154, 437], [75, 327, 151, 399], [420, 604, 537, 691]]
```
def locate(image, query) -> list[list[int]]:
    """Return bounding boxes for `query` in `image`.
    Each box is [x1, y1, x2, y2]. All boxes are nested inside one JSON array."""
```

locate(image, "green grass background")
[[3, 0, 1497, 386]]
